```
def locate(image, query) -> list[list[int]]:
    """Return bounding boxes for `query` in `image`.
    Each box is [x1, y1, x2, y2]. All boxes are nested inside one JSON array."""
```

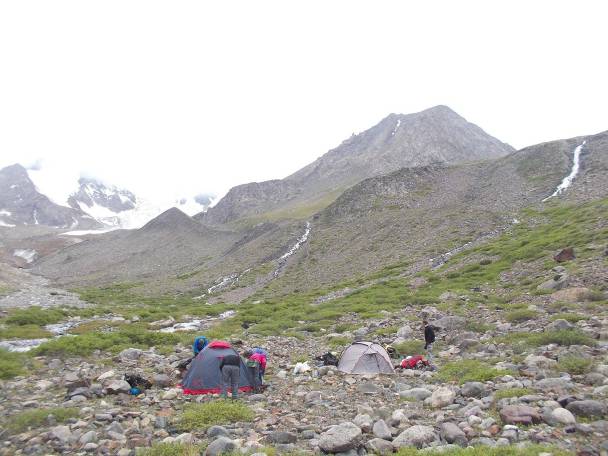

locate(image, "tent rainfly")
[[337, 341, 395, 375]]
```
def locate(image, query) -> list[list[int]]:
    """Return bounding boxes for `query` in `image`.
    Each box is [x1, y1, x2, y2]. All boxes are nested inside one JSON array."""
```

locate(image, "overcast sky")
[[1, 1, 607, 201]]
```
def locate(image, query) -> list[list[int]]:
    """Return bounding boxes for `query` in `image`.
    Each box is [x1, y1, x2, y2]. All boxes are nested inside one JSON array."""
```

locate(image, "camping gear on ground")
[[193, 335, 209, 355], [181, 340, 255, 395], [124, 373, 152, 390], [293, 362, 311, 374], [315, 352, 339, 366], [337, 341, 395, 375], [129, 387, 141, 395], [385, 345, 397, 358], [399, 355, 430, 370]]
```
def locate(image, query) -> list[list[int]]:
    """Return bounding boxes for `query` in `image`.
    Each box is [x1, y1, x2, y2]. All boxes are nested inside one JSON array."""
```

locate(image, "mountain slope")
[[266, 131, 607, 294], [202, 106, 514, 225], [0, 164, 100, 229]]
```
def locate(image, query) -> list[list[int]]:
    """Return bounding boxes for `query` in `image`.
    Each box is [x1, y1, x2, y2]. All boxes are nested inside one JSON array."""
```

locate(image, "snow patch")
[[13, 249, 37, 263], [61, 228, 117, 236], [543, 141, 586, 202], [391, 119, 401, 136], [0, 220, 16, 227], [0, 209, 11, 216]]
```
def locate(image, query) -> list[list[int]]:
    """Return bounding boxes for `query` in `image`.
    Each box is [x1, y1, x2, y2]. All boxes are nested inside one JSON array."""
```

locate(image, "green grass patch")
[[557, 355, 593, 375], [32, 326, 184, 357], [6, 407, 79, 434], [328, 336, 350, 350], [0, 349, 28, 379], [436, 360, 505, 384], [396, 444, 571, 456], [494, 388, 534, 401], [550, 313, 587, 323], [394, 339, 425, 356], [137, 443, 203, 456], [176, 401, 254, 431], [465, 321, 495, 333], [5, 306, 66, 326], [0, 324, 52, 339], [496, 330, 596, 350], [505, 309, 538, 323]]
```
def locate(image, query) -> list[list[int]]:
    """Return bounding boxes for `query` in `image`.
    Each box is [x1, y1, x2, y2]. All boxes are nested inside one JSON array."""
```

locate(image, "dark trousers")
[[220, 365, 240, 398], [248, 362, 261, 392]]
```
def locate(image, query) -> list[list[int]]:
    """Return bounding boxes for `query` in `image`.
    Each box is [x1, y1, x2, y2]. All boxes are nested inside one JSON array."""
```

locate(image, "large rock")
[[400, 388, 432, 401], [50, 425, 73, 444], [153, 374, 172, 387], [461, 382, 486, 398], [551, 408, 576, 425], [318, 422, 362, 453], [554, 247, 575, 262], [430, 387, 455, 408], [106, 380, 131, 394], [353, 414, 373, 433], [397, 325, 413, 338], [547, 319, 575, 331], [207, 426, 231, 439], [566, 400, 607, 418], [372, 420, 392, 441], [119, 348, 143, 361], [267, 431, 297, 444], [538, 273, 569, 291], [392, 425, 437, 449], [499, 405, 541, 425], [551, 287, 593, 302], [431, 316, 466, 330], [366, 438, 394, 455], [536, 377, 574, 392], [524, 355, 558, 369], [204, 437, 237, 456], [440, 422, 467, 446]]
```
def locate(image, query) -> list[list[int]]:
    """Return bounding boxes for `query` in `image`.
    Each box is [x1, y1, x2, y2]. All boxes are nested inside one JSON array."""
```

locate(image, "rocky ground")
[[2, 284, 608, 456]]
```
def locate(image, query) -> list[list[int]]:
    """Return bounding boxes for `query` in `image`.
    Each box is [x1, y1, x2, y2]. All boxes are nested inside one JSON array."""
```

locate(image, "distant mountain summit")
[[140, 207, 201, 233], [67, 177, 136, 227], [202, 105, 514, 224], [0, 164, 100, 229]]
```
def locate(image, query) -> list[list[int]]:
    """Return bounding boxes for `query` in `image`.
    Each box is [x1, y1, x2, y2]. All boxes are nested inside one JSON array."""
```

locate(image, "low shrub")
[[0, 349, 27, 379], [328, 336, 350, 349], [396, 444, 570, 456], [0, 324, 52, 339], [465, 321, 495, 333], [137, 443, 203, 456], [394, 339, 425, 356], [495, 330, 596, 349], [176, 401, 254, 431], [5, 307, 66, 326], [32, 326, 183, 356], [505, 309, 538, 323], [436, 360, 505, 384], [550, 313, 587, 323], [557, 355, 593, 375], [7, 407, 79, 433], [494, 388, 534, 401]]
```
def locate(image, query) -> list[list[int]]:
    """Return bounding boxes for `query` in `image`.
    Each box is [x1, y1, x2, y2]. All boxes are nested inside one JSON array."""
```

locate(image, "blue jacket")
[[193, 336, 208, 355]]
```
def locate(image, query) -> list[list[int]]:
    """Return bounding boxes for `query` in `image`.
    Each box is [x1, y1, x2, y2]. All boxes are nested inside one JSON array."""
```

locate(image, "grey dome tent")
[[338, 341, 395, 375], [181, 340, 254, 394]]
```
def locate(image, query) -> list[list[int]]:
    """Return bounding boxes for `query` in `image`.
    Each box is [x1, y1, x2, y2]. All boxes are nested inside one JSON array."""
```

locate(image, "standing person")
[[219, 351, 241, 400], [423, 320, 436, 365]]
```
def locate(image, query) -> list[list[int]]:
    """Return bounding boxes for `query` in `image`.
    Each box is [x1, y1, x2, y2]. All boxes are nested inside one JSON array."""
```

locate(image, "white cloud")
[[0, 0, 606, 200]]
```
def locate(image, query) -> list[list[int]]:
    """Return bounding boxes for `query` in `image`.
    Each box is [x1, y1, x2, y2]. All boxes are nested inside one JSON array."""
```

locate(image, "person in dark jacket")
[[423, 320, 436, 364], [219, 352, 241, 399]]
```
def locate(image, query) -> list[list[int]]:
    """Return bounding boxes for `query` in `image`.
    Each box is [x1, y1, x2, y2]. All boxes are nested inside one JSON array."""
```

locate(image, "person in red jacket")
[[244, 350, 267, 392]]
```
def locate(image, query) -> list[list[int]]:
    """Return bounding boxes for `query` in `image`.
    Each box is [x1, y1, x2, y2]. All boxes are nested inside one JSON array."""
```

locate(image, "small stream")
[[543, 140, 586, 201]]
